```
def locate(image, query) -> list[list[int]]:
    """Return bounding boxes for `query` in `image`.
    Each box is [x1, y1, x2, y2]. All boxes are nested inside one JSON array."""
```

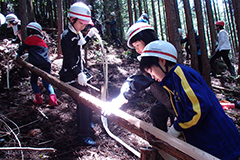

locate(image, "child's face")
[[71, 18, 87, 32], [145, 59, 166, 82], [132, 40, 146, 54]]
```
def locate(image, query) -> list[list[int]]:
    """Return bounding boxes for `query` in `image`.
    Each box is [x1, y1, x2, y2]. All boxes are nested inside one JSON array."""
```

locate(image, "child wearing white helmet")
[[59, 2, 98, 146], [103, 22, 175, 133], [5, 13, 21, 43], [16, 22, 58, 107], [139, 40, 240, 160]]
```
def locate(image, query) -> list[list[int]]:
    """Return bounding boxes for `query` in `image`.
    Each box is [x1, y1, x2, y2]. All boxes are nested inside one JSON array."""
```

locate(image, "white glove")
[[77, 72, 87, 86], [102, 93, 128, 116], [167, 125, 181, 138], [86, 27, 99, 38]]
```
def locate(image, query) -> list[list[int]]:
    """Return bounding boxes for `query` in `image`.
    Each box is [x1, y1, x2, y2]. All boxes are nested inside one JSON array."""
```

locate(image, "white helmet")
[[6, 13, 19, 23], [110, 12, 115, 16], [0, 13, 6, 25], [68, 2, 93, 25], [26, 22, 42, 33], [126, 22, 154, 49], [139, 40, 177, 63], [178, 28, 183, 36]]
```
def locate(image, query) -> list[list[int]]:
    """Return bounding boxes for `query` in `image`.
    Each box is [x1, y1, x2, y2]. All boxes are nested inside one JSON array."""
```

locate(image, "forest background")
[[0, 0, 239, 159], [0, 0, 239, 87]]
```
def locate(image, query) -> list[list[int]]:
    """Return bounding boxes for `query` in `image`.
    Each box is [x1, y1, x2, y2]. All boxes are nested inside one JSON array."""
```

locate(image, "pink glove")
[[77, 72, 87, 86]]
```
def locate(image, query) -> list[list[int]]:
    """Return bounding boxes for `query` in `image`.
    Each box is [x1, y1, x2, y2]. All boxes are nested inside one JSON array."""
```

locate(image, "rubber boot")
[[49, 94, 58, 106], [33, 93, 43, 105]]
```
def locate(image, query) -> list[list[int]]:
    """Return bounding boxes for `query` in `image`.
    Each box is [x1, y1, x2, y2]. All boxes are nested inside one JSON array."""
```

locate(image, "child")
[[103, 22, 175, 132], [6, 13, 21, 43], [16, 22, 58, 107], [59, 2, 98, 146], [139, 40, 240, 160]]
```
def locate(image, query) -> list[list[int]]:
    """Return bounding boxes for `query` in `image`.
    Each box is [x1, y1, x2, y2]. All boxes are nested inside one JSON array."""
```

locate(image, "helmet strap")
[[157, 61, 168, 75], [71, 18, 78, 26]]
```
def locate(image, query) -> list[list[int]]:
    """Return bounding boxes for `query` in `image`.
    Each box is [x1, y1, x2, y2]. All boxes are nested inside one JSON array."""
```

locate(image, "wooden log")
[[140, 147, 157, 160], [15, 58, 219, 160]]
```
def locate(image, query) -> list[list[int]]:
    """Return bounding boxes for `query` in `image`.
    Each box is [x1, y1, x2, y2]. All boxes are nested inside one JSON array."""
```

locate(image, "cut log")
[[15, 58, 219, 160]]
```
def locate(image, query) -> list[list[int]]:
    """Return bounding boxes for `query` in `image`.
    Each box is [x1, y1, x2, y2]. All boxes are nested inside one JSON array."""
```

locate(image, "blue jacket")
[[17, 35, 50, 68], [160, 64, 240, 160]]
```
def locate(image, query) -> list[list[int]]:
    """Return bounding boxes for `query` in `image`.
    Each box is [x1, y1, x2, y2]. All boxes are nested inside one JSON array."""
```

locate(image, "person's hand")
[[86, 27, 99, 38], [102, 94, 128, 116], [167, 125, 180, 138], [77, 72, 87, 86]]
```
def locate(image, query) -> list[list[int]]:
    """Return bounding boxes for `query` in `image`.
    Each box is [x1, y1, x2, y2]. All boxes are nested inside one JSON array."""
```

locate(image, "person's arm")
[[215, 31, 225, 52], [172, 66, 212, 132], [16, 40, 28, 57], [123, 71, 155, 100]]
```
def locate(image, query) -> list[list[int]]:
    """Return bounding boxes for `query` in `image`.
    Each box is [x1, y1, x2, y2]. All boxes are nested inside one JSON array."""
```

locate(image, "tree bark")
[[151, 0, 157, 34], [164, 0, 183, 64], [232, 0, 240, 74], [183, 0, 198, 71], [15, 58, 219, 160], [205, 0, 216, 55], [194, 0, 211, 86], [57, 0, 63, 57], [127, 0, 133, 26]]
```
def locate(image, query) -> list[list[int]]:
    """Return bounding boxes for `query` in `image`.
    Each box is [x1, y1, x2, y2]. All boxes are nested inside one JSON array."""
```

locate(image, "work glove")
[[86, 27, 99, 38], [167, 125, 180, 138], [77, 72, 87, 86], [102, 93, 128, 116]]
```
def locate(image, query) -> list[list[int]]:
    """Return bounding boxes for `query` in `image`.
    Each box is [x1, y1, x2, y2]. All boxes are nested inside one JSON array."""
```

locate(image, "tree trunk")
[[194, 0, 211, 86], [127, 0, 133, 26], [205, 0, 216, 55], [158, 0, 164, 40], [183, 0, 198, 71], [232, 0, 240, 74], [173, 0, 181, 28], [138, 0, 142, 16], [116, 0, 124, 42], [228, 0, 238, 55], [15, 58, 218, 160], [133, 0, 138, 22], [151, 0, 157, 34], [19, 0, 28, 41], [57, 0, 63, 57], [164, 0, 183, 64]]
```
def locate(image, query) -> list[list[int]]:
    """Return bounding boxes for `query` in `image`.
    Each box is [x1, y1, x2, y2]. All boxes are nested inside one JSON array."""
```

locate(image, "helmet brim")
[[79, 19, 94, 26]]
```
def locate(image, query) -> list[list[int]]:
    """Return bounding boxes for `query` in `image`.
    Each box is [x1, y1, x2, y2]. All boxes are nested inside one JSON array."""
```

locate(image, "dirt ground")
[[0, 36, 240, 160]]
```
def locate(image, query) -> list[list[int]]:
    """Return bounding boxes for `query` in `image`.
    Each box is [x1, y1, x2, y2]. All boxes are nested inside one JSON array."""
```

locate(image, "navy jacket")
[[161, 64, 240, 160], [17, 35, 50, 68]]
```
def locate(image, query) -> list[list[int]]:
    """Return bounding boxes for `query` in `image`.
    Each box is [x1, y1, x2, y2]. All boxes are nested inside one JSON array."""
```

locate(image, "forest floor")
[[0, 35, 240, 160]]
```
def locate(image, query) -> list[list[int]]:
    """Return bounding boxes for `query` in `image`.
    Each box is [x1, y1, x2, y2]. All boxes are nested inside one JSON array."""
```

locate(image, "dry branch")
[[15, 58, 219, 160], [0, 147, 55, 152]]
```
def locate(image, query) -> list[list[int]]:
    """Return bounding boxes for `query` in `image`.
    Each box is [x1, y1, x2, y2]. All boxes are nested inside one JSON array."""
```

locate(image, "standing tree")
[[57, 0, 63, 57], [151, 0, 157, 34], [164, 0, 183, 64], [194, 0, 211, 86], [232, 0, 240, 75], [182, 0, 199, 72], [205, 0, 216, 55], [20, 0, 28, 41], [127, 0, 133, 26]]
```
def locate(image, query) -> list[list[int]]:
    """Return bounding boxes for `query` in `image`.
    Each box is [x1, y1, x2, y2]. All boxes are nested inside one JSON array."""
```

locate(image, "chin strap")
[[158, 61, 169, 75]]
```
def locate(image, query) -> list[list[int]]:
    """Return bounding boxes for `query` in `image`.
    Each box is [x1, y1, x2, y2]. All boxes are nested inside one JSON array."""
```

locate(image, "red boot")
[[33, 93, 43, 105], [49, 94, 58, 106]]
